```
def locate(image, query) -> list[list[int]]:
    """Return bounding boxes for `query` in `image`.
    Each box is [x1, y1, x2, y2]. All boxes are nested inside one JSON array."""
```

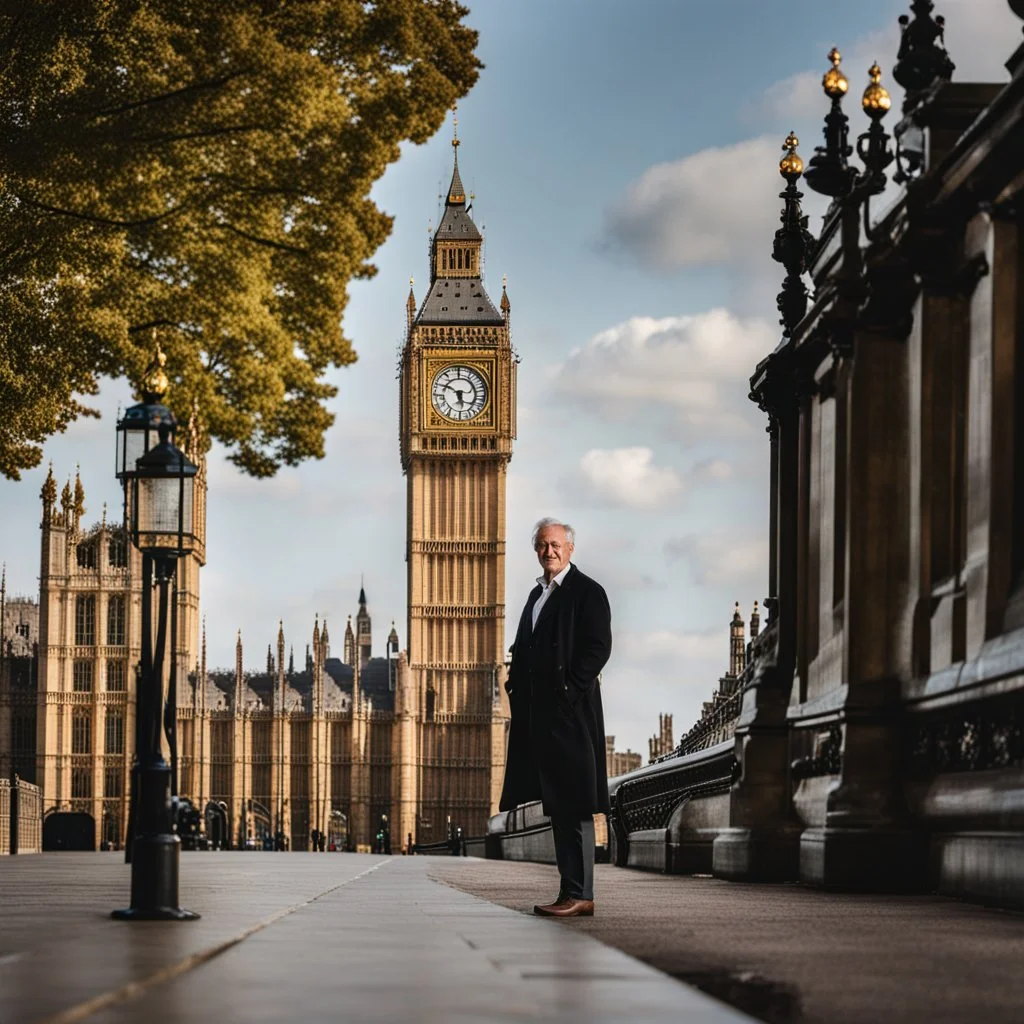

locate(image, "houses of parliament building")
[[0, 133, 515, 853]]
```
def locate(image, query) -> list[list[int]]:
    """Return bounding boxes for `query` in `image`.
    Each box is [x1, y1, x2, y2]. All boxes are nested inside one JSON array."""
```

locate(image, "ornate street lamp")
[[115, 339, 175, 487], [115, 343, 178, 864], [112, 348, 199, 921]]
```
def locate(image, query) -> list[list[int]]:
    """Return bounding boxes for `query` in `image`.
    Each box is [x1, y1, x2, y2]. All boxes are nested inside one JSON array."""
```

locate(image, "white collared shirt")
[[532, 562, 572, 630]]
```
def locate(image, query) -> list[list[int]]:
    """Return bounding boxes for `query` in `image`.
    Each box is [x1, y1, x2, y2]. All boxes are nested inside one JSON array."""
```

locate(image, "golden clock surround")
[[421, 352, 497, 431]]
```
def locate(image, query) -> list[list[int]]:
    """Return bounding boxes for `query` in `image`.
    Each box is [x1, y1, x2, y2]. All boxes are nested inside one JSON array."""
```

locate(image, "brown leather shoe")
[[533, 895, 572, 915], [534, 898, 594, 918]]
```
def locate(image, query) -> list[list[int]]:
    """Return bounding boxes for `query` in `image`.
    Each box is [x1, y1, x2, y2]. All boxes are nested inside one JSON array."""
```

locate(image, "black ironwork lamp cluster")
[[112, 335, 199, 922], [773, 132, 815, 336], [772, 0, 960, 333]]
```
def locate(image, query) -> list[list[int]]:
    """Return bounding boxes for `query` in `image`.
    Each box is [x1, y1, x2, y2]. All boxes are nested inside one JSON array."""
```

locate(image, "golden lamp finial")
[[779, 131, 803, 180], [451, 101, 460, 149], [823, 47, 849, 99], [862, 62, 891, 119], [142, 328, 169, 400]]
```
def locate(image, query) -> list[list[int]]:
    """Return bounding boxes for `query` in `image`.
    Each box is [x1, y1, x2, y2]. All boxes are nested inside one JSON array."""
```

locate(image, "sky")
[[1, 0, 1020, 756]]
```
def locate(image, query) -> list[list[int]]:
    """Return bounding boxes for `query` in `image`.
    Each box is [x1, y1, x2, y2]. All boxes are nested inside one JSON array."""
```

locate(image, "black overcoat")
[[499, 564, 612, 818]]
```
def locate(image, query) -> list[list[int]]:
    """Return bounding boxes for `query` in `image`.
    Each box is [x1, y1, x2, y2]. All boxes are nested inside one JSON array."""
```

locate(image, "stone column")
[[713, 357, 805, 881], [963, 211, 1018, 651], [800, 305, 920, 889]]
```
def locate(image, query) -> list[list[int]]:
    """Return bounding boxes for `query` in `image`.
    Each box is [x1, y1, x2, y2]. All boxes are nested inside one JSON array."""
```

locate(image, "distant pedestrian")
[[500, 518, 611, 917]]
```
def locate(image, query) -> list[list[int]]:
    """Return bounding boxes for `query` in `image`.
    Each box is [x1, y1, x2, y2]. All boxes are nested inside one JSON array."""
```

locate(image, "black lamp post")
[[115, 343, 175, 866], [112, 346, 199, 921]]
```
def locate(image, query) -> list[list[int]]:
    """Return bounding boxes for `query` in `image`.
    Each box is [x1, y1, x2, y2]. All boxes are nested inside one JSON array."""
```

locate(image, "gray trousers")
[[551, 817, 595, 901]]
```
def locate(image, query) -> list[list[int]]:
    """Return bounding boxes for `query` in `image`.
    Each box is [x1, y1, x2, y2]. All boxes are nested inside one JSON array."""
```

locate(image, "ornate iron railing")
[[613, 741, 737, 836]]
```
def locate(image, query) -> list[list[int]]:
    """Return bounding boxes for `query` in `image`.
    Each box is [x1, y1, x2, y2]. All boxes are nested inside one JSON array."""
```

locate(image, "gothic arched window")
[[75, 595, 96, 646], [107, 595, 125, 646], [72, 708, 92, 754], [108, 532, 127, 568], [76, 542, 97, 569]]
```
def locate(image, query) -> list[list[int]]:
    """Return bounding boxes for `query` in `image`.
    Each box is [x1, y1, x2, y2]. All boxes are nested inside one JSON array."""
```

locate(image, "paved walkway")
[[0, 853, 749, 1024], [431, 858, 1024, 1024]]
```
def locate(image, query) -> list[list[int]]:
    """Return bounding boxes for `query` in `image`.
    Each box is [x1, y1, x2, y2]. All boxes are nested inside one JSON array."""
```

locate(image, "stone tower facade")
[[399, 129, 515, 840]]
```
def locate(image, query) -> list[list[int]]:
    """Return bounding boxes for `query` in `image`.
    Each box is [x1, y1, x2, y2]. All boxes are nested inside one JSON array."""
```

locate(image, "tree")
[[0, 0, 481, 479]]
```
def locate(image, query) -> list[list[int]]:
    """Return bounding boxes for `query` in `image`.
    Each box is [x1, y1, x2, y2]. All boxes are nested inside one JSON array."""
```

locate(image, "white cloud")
[[665, 532, 769, 589], [550, 309, 776, 438], [691, 458, 734, 482], [618, 627, 727, 665], [601, 136, 785, 273], [600, 626, 735, 750], [577, 447, 682, 509], [605, 0, 1019, 288]]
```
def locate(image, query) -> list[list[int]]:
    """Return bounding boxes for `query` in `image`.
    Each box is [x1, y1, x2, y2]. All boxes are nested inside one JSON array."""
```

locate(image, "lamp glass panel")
[[118, 429, 149, 479], [136, 475, 194, 547]]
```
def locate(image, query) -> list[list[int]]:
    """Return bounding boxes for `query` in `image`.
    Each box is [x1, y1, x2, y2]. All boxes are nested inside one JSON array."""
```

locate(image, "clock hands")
[[444, 381, 472, 409], [432, 366, 486, 420]]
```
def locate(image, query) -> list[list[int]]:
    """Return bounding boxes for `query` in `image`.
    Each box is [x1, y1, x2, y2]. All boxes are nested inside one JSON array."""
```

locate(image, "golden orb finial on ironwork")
[[823, 47, 849, 98], [862, 62, 891, 119], [451, 101, 460, 149], [141, 328, 169, 400], [779, 131, 804, 180]]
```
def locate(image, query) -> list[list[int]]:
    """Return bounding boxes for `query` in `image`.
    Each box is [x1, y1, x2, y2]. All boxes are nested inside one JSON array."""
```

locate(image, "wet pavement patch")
[[671, 969, 802, 1023]]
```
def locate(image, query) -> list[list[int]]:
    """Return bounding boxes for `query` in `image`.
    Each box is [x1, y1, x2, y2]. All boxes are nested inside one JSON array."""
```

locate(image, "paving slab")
[[430, 858, 1024, 1024], [0, 853, 751, 1023]]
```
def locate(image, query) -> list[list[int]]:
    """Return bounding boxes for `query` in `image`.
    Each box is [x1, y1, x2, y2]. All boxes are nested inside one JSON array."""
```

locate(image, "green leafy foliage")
[[0, 0, 480, 478]]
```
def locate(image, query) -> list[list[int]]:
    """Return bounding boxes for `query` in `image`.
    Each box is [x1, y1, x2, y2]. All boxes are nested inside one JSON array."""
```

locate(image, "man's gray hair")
[[532, 517, 576, 548]]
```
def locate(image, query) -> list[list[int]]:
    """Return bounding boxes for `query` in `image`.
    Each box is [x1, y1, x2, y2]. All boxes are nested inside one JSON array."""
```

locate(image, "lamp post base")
[[111, 906, 200, 921], [112, 832, 200, 922]]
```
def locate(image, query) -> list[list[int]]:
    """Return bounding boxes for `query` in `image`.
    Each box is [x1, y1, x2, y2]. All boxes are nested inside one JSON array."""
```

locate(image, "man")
[[500, 518, 612, 917]]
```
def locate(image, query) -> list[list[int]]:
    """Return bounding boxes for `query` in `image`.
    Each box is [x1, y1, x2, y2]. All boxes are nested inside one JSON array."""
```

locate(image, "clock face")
[[431, 365, 488, 421]]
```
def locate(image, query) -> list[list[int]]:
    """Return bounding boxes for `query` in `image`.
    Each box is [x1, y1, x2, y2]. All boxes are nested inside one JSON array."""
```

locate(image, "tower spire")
[[356, 580, 372, 671], [407, 276, 416, 330], [447, 103, 466, 205], [41, 462, 57, 513], [235, 629, 244, 708]]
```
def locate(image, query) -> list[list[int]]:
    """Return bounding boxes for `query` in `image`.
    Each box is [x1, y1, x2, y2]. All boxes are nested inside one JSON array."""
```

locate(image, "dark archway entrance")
[[205, 801, 230, 850], [42, 812, 96, 851]]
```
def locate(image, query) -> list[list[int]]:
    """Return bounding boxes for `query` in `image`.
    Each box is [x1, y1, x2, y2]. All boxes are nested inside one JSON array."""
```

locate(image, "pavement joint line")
[[31, 858, 393, 1024]]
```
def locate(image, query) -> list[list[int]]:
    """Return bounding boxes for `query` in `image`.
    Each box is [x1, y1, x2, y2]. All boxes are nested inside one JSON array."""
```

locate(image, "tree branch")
[[15, 194, 189, 228], [216, 222, 308, 255], [83, 70, 252, 121], [123, 123, 274, 146]]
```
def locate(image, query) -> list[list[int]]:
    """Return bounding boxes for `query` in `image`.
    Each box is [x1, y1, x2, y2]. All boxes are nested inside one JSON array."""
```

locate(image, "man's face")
[[535, 525, 574, 581]]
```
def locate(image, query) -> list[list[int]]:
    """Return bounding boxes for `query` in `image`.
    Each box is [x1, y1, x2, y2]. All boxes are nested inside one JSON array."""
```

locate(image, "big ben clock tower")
[[399, 121, 515, 839]]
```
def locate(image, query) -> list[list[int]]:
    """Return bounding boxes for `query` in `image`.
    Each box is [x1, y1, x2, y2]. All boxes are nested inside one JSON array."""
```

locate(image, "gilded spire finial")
[[804, 48, 853, 198], [862, 62, 892, 119], [141, 328, 169, 401], [451, 101, 460, 149], [779, 132, 803, 181], [823, 47, 849, 98]]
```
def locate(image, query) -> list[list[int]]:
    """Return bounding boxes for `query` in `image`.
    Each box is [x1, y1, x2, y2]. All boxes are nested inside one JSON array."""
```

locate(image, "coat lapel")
[[533, 564, 576, 633], [518, 585, 542, 643]]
